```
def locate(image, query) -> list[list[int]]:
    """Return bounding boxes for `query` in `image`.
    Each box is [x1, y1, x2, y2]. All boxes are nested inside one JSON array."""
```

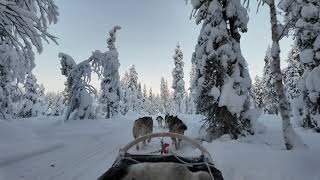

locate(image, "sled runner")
[[98, 132, 224, 180]]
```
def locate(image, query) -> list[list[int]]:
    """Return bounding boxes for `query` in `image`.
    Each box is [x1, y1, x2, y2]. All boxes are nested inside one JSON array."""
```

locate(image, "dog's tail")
[[178, 123, 188, 131]]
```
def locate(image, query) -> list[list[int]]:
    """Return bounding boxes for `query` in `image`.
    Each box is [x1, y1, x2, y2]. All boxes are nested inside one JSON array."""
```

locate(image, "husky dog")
[[132, 117, 153, 150], [122, 162, 211, 180], [164, 114, 171, 128], [168, 116, 188, 149], [156, 116, 164, 128]]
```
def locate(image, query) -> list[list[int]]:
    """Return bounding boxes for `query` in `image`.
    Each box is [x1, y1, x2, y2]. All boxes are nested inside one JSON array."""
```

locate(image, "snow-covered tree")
[[99, 26, 121, 119], [59, 53, 98, 121], [262, 47, 279, 114], [252, 76, 265, 110], [190, 0, 255, 139], [143, 84, 148, 101], [127, 65, 140, 113], [119, 66, 142, 115], [160, 77, 171, 114], [280, 0, 320, 132], [19, 73, 42, 118], [45, 92, 65, 116], [283, 47, 303, 125], [172, 44, 185, 113], [283, 47, 302, 101], [119, 71, 129, 115], [137, 83, 144, 113], [147, 87, 156, 115], [0, 0, 58, 120]]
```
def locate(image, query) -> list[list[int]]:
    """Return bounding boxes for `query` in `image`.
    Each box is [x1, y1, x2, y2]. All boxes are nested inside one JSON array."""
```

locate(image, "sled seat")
[[98, 153, 224, 180]]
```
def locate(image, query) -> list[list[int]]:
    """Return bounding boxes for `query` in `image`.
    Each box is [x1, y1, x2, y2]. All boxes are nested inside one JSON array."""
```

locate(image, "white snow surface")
[[1, 114, 320, 180]]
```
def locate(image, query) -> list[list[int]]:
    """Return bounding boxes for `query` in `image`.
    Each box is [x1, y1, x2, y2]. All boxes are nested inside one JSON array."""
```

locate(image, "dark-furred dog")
[[132, 117, 153, 150], [167, 116, 188, 149], [156, 116, 164, 128]]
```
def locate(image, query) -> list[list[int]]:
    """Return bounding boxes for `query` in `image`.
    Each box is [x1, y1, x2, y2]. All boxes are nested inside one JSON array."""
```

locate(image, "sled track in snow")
[[47, 132, 121, 180]]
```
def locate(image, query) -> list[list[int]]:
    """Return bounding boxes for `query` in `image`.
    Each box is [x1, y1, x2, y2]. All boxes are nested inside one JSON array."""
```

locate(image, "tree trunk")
[[268, 0, 305, 150], [106, 104, 111, 119]]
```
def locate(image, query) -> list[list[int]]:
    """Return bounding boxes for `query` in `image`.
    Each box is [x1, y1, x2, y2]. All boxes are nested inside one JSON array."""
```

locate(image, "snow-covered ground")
[[0, 114, 320, 180]]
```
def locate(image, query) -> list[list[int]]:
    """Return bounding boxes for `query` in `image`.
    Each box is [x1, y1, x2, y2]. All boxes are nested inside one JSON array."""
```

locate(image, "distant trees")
[[172, 44, 185, 113], [252, 76, 265, 110], [190, 0, 254, 140], [261, 48, 279, 114], [45, 92, 65, 116], [119, 65, 144, 115]]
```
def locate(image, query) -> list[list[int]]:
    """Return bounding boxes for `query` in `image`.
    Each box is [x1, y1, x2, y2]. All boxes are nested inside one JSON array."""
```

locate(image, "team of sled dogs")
[[132, 115, 188, 150]]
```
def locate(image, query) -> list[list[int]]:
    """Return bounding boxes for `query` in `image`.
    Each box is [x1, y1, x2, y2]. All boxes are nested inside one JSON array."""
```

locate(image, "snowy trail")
[[1, 114, 320, 180], [0, 116, 136, 180]]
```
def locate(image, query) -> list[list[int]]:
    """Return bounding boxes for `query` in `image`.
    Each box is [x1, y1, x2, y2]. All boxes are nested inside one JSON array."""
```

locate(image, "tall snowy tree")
[[172, 44, 185, 113], [280, 0, 320, 132], [160, 77, 171, 114], [283, 47, 303, 124], [99, 26, 121, 119], [119, 71, 129, 115], [190, 0, 255, 139], [252, 76, 265, 110], [147, 87, 156, 115], [19, 73, 42, 118], [262, 47, 279, 114], [143, 84, 148, 101], [0, 0, 58, 120], [137, 83, 144, 114], [127, 65, 140, 113]]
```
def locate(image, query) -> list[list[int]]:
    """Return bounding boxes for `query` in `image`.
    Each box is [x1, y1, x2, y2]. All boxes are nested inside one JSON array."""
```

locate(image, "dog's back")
[[156, 116, 163, 121], [168, 116, 187, 134], [133, 117, 153, 139]]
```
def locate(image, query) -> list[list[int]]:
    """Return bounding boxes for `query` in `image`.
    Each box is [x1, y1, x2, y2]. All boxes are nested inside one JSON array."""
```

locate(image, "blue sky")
[[34, 0, 293, 94]]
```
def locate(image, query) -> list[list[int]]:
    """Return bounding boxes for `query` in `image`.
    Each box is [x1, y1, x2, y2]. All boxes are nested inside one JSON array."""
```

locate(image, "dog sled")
[[98, 132, 224, 180]]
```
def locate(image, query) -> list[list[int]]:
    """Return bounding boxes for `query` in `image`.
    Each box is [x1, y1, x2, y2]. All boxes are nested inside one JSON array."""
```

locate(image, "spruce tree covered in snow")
[[147, 87, 156, 115], [283, 47, 303, 124], [127, 65, 140, 113], [190, 0, 254, 139], [252, 76, 265, 110], [119, 66, 142, 114], [137, 83, 144, 113], [283, 47, 303, 102], [19, 73, 42, 118], [262, 47, 279, 114], [143, 84, 148, 101], [172, 44, 185, 113], [160, 77, 171, 114], [0, 0, 58, 120], [119, 71, 129, 115], [280, 0, 320, 132], [99, 26, 121, 119]]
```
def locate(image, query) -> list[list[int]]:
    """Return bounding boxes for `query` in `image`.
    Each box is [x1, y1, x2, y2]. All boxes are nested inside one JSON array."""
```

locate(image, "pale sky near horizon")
[[34, 0, 293, 94]]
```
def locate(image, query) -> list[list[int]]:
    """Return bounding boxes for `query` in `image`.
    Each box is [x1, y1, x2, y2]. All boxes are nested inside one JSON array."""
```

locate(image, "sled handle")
[[119, 132, 212, 162]]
